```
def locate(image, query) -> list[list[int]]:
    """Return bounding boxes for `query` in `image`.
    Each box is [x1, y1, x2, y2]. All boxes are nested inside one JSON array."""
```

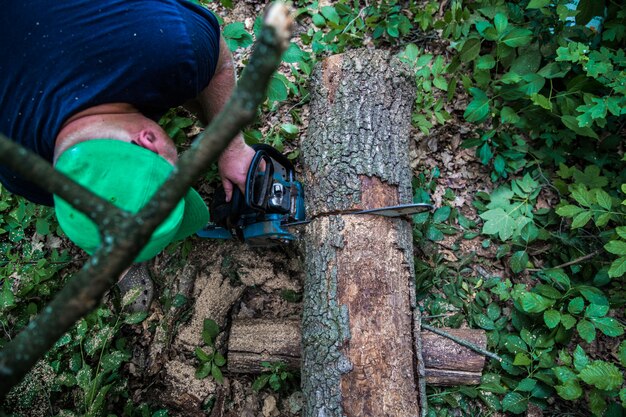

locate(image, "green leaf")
[[561, 115, 599, 139], [580, 287, 608, 306], [605, 240, 626, 256], [527, 0, 550, 8], [545, 269, 571, 289], [464, 88, 490, 123], [544, 309, 561, 329], [571, 211, 593, 228], [568, 297, 585, 314], [510, 251, 528, 273], [573, 345, 590, 371], [619, 341, 626, 367], [504, 335, 527, 354], [35, 218, 49, 235], [502, 391, 528, 414], [124, 311, 148, 325], [577, 319, 596, 343], [222, 22, 253, 52], [591, 317, 624, 337], [476, 55, 496, 70], [608, 256, 626, 278], [494, 13, 508, 35], [560, 313, 576, 329], [554, 366, 578, 383], [474, 313, 496, 330], [571, 186, 594, 207], [556, 381, 583, 400], [530, 93, 552, 110], [520, 292, 555, 313], [252, 374, 270, 392], [585, 303, 609, 318], [433, 206, 451, 223], [267, 74, 289, 103], [500, 106, 520, 124], [460, 38, 481, 62], [282, 42, 308, 64], [195, 362, 211, 379], [517, 378, 537, 392], [203, 319, 220, 342], [579, 361, 624, 390], [320, 6, 340, 25], [480, 208, 515, 240], [501, 28, 533, 47], [595, 190, 612, 211], [311, 13, 326, 27], [555, 204, 583, 217], [101, 351, 129, 373], [195, 347, 211, 362], [211, 363, 224, 384], [426, 224, 444, 241], [214, 352, 226, 367]]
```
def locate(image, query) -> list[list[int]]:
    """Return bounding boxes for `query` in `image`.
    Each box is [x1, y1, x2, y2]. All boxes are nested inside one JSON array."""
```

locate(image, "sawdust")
[[162, 359, 218, 407]]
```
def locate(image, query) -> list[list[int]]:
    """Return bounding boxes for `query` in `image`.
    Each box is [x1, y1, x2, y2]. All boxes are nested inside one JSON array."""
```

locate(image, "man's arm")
[[196, 35, 256, 202]]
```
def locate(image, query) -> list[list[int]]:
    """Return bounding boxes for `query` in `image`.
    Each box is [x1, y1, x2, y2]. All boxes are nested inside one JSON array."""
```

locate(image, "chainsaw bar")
[[284, 203, 433, 227]]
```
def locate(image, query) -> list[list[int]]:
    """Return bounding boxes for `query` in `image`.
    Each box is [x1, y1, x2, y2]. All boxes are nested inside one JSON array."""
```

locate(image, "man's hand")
[[218, 134, 255, 202]]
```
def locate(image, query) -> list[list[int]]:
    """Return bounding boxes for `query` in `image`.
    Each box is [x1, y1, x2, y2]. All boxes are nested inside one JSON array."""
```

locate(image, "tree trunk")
[[300, 49, 419, 417], [227, 319, 487, 386]]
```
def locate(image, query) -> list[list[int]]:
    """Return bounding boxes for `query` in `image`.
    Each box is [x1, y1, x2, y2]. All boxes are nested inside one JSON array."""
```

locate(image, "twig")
[[413, 309, 428, 417], [526, 249, 602, 272], [422, 324, 503, 363]]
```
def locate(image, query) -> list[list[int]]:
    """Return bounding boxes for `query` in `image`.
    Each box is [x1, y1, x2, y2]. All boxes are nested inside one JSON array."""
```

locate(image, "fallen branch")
[[526, 249, 602, 272]]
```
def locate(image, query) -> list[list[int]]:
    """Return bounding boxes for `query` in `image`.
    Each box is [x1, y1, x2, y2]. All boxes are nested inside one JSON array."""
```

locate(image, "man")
[[0, 1, 255, 308]]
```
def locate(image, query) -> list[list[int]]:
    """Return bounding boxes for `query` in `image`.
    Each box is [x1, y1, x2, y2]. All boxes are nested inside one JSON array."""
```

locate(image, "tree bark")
[[227, 319, 486, 386], [300, 49, 419, 417]]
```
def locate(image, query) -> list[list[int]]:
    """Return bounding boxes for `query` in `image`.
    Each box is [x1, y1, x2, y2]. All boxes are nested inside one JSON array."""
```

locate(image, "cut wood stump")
[[299, 49, 419, 417], [227, 318, 487, 386]]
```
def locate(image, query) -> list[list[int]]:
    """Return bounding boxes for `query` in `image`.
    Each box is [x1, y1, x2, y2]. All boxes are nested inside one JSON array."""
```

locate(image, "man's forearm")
[[198, 36, 238, 132]]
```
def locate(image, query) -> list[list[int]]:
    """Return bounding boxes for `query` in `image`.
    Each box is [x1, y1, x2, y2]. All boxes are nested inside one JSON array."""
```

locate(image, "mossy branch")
[[0, 2, 292, 401]]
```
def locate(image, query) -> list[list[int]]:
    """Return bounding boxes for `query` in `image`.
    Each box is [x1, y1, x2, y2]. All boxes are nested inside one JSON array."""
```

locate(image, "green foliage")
[[411, 0, 626, 415], [194, 319, 226, 384], [252, 361, 299, 393]]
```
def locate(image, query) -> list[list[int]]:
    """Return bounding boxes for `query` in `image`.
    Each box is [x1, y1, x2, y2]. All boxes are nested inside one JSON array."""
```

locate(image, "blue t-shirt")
[[0, 0, 220, 205]]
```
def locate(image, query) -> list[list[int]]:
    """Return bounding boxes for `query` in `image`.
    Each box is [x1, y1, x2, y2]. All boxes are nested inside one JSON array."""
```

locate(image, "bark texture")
[[228, 319, 486, 386], [300, 49, 419, 417]]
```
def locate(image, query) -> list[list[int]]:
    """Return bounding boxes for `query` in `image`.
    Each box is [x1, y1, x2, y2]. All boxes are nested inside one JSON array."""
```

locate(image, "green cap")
[[54, 139, 209, 262]]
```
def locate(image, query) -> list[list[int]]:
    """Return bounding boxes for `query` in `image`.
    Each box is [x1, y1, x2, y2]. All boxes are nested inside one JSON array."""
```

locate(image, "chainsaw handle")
[[245, 150, 273, 211]]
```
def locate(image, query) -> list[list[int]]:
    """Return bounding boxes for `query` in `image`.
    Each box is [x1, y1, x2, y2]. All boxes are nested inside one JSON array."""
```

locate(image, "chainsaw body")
[[197, 144, 305, 246]]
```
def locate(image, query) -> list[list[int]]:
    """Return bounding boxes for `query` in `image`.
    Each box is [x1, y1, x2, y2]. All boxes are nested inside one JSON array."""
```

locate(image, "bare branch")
[[0, 2, 292, 400], [0, 134, 125, 225]]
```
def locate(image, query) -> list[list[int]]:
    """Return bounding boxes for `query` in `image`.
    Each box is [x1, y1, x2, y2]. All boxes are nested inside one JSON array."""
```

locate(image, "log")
[[300, 49, 419, 417], [227, 319, 486, 386]]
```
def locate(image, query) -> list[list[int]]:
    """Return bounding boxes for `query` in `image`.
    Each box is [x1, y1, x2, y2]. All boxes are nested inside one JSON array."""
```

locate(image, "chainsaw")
[[196, 144, 433, 247]]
